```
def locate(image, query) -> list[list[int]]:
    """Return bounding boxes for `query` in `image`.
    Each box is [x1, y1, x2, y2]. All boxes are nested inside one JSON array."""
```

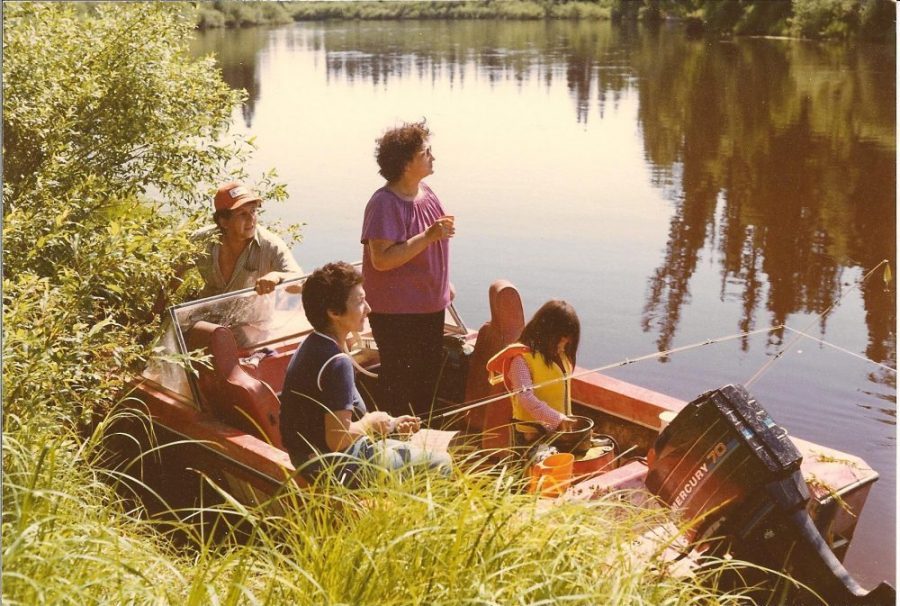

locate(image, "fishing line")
[[429, 325, 786, 421], [745, 259, 891, 387], [428, 269, 893, 423], [781, 326, 896, 374]]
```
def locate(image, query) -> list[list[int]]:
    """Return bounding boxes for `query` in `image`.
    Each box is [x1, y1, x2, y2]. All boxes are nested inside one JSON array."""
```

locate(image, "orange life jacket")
[[486, 343, 572, 430]]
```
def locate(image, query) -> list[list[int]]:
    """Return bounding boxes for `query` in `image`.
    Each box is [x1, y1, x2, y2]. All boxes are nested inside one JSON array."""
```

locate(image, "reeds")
[[3, 409, 758, 605]]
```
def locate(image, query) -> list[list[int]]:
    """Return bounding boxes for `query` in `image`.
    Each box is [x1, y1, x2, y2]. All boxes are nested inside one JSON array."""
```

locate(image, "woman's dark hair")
[[518, 300, 580, 368], [302, 261, 363, 332], [375, 119, 431, 182]]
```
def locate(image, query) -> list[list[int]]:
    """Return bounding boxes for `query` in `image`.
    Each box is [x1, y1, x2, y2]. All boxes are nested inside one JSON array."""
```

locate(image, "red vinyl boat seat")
[[566, 460, 651, 506], [186, 321, 284, 450], [464, 279, 526, 453]]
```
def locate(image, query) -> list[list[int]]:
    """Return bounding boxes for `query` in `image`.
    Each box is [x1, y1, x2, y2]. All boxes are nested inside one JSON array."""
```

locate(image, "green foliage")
[[197, 6, 227, 29], [610, 0, 893, 40], [789, 0, 894, 40], [209, 0, 294, 28], [858, 0, 896, 43], [2, 412, 189, 604], [189, 0, 892, 39], [2, 4, 292, 600], [1, 414, 751, 605], [791, 0, 856, 38], [553, 2, 614, 19], [733, 0, 793, 36], [250, 461, 748, 605], [194, 0, 616, 23], [2, 3, 252, 432]]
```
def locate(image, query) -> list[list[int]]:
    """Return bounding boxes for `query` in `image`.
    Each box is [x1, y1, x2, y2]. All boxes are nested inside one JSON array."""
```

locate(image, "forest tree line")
[[182, 0, 894, 42]]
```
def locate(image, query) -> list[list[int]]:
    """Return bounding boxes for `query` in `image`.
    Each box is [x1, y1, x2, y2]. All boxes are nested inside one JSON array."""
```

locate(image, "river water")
[[191, 20, 895, 586]]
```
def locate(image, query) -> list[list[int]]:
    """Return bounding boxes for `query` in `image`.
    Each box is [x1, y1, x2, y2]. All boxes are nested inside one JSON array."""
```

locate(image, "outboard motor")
[[645, 384, 894, 605]]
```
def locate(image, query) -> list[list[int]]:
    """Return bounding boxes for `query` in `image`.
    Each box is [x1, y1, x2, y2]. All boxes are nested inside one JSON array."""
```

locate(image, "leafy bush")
[[553, 2, 614, 20], [733, 0, 793, 36], [857, 0, 895, 43], [211, 0, 293, 27], [1, 4, 275, 599], [2, 2, 252, 431]]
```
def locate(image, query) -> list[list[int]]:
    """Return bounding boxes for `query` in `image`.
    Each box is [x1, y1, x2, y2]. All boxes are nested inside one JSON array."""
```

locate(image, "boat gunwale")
[[128, 367, 880, 504]]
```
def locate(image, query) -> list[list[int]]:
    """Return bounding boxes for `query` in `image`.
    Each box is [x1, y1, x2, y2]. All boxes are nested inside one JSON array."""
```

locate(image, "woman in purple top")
[[361, 120, 455, 417]]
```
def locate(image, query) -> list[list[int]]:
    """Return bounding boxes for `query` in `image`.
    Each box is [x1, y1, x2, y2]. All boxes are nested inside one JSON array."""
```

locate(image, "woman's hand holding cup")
[[427, 215, 455, 242]]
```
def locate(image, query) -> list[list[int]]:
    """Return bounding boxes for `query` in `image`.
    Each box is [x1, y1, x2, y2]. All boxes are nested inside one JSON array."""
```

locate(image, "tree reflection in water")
[[190, 27, 266, 128], [635, 32, 895, 372]]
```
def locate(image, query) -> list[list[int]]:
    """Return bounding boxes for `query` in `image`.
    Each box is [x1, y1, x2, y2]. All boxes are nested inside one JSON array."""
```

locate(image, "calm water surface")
[[191, 21, 895, 585]]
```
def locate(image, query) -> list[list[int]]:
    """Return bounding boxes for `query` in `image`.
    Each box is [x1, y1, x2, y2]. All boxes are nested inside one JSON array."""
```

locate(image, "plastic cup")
[[530, 452, 575, 497]]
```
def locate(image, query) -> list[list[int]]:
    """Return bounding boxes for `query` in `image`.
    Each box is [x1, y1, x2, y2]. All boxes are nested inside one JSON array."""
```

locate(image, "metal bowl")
[[549, 415, 594, 453]]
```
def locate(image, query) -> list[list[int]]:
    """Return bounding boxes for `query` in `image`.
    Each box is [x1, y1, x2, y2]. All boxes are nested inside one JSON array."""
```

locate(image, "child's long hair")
[[518, 299, 580, 368]]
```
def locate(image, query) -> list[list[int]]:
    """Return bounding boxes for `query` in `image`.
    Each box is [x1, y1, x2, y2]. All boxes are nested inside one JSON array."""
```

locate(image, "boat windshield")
[[141, 275, 311, 402], [141, 271, 469, 404]]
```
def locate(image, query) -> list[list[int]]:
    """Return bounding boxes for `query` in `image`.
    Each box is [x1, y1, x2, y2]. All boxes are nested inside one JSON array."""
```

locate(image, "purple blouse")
[[360, 183, 451, 314]]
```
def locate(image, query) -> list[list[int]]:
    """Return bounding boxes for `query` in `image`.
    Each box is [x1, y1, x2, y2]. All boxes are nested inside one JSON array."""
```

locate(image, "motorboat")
[[118, 275, 892, 604]]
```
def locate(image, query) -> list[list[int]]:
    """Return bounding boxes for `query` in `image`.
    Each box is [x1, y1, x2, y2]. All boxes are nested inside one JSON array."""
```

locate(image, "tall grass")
[[2, 412, 187, 604], [4, 407, 755, 604], [258, 456, 744, 605]]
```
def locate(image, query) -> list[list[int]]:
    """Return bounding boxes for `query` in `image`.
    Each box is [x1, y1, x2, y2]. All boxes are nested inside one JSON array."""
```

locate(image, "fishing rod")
[[428, 259, 894, 422], [781, 326, 896, 374], [428, 325, 785, 421]]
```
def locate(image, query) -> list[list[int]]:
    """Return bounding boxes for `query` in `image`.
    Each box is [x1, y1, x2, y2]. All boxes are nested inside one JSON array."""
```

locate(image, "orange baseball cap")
[[214, 181, 262, 212]]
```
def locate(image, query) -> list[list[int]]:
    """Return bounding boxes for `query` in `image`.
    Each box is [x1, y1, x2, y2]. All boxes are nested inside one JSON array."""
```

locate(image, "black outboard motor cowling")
[[645, 384, 894, 605]]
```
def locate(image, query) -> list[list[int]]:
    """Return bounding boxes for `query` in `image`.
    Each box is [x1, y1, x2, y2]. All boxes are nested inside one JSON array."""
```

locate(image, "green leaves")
[[3, 3, 247, 212], [1, 3, 248, 430]]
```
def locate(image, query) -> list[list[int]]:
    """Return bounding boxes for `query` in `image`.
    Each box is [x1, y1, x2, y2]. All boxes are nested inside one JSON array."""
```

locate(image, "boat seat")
[[566, 460, 652, 507], [186, 321, 284, 450], [463, 279, 526, 453]]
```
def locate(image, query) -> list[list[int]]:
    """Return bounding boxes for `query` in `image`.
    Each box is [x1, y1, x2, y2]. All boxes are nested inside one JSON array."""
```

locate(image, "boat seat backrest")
[[464, 279, 526, 452], [186, 321, 284, 450]]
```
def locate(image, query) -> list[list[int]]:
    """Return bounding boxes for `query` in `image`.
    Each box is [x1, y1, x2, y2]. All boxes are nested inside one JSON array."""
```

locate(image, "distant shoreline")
[[191, 0, 895, 43]]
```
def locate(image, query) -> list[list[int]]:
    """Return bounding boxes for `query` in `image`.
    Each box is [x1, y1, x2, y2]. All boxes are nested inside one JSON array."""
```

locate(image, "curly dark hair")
[[301, 261, 363, 332], [519, 300, 580, 368], [375, 119, 431, 182]]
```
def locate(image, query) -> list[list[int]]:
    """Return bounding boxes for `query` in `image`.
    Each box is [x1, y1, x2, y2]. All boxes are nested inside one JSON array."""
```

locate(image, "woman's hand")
[[391, 415, 421, 435], [556, 415, 577, 432], [425, 216, 455, 243], [369, 215, 454, 271]]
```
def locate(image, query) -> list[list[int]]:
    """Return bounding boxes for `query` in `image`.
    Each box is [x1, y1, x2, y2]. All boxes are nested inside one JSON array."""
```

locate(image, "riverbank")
[[193, 0, 894, 42], [196, 1, 610, 28]]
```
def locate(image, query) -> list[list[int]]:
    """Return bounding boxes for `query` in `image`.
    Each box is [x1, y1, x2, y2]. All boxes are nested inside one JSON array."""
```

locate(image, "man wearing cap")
[[192, 181, 302, 298]]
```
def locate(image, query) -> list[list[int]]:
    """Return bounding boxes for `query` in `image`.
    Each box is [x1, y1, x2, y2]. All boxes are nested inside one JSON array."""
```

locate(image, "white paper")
[[407, 428, 458, 454]]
